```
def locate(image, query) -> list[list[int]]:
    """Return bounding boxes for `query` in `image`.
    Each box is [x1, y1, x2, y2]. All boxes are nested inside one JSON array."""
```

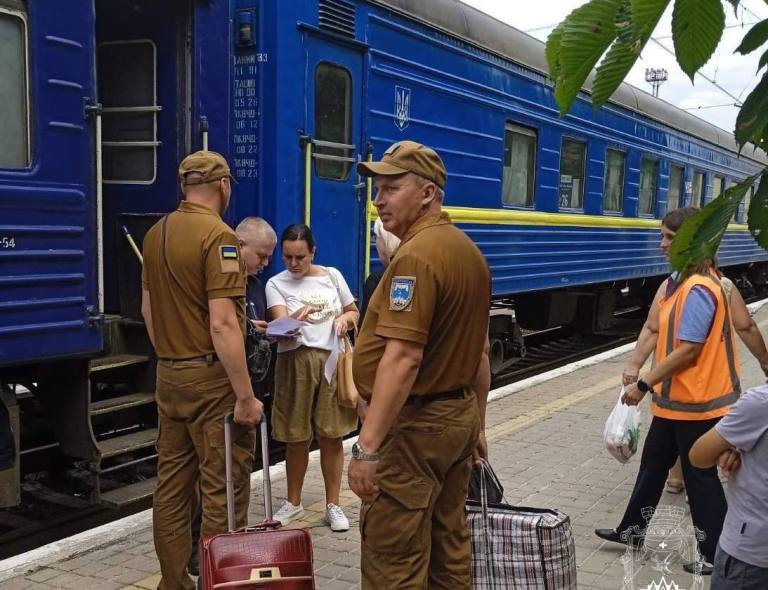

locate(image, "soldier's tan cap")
[[178, 151, 234, 185], [357, 141, 446, 189]]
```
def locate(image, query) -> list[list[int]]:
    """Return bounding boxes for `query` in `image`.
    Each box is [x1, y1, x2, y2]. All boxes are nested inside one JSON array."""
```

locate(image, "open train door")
[[303, 29, 366, 295]]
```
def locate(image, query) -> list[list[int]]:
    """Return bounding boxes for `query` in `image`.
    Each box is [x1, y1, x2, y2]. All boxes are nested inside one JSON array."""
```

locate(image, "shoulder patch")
[[390, 276, 416, 311], [220, 245, 239, 260]]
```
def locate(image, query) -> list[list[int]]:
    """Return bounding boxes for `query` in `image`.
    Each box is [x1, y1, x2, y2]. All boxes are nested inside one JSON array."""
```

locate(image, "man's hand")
[[250, 319, 268, 334], [717, 448, 741, 477], [473, 430, 488, 465], [621, 383, 645, 406], [348, 458, 379, 501], [234, 396, 263, 427], [622, 367, 639, 386]]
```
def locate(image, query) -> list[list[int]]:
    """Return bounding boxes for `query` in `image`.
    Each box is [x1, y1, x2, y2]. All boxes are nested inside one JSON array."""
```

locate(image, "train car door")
[[95, 0, 190, 316], [0, 0, 103, 366], [305, 36, 364, 294]]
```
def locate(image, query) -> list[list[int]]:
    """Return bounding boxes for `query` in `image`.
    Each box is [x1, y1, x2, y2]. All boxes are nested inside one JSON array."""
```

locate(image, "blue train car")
[[0, 0, 766, 507]]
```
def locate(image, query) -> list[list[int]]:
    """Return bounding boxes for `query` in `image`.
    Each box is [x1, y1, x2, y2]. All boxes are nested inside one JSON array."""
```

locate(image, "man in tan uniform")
[[351, 141, 491, 589], [141, 151, 262, 590]]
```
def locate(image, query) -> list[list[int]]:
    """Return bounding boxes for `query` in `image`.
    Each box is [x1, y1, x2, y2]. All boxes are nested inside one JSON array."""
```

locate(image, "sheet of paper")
[[324, 336, 341, 385], [265, 316, 304, 338]]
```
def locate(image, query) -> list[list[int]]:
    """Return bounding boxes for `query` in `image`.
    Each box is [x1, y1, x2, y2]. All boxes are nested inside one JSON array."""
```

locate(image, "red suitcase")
[[199, 413, 315, 589]]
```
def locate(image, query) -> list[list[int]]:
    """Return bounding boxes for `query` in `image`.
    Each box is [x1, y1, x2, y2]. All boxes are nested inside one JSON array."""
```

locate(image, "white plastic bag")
[[603, 387, 642, 464]]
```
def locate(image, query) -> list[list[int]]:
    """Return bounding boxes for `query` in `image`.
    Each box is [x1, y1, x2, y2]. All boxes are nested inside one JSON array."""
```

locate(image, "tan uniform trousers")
[[153, 360, 256, 590], [360, 393, 480, 589]]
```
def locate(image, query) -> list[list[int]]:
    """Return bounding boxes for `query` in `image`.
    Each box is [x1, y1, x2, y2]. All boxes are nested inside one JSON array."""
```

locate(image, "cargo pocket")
[[361, 475, 433, 554]]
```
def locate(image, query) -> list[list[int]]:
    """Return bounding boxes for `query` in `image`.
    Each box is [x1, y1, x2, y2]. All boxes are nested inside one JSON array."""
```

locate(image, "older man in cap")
[[141, 151, 262, 590], [350, 141, 492, 589]]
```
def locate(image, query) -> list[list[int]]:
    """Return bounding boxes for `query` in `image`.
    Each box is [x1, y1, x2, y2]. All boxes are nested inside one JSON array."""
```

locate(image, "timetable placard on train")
[[232, 52, 265, 180]]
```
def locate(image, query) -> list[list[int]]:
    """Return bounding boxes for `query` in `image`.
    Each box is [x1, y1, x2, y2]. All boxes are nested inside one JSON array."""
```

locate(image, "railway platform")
[[3, 303, 768, 590]]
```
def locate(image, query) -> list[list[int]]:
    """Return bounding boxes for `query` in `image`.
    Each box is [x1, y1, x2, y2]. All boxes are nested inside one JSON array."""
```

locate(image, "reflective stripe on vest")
[[654, 280, 740, 413]]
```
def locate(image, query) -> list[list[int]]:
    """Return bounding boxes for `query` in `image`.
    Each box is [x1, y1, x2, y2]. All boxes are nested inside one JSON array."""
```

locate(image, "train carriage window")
[[98, 40, 157, 183], [692, 171, 705, 206], [0, 4, 30, 168], [639, 158, 658, 216], [502, 123, 536, 207], [314, 63, 352, 180], [559, 139, 586, 209], [668, 165, 684, 212], [603, 149, 625, 213]]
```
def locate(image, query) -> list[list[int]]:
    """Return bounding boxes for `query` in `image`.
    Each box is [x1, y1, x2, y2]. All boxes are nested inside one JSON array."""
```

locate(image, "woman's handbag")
[[466, 460, 577, 589], [336, 335, 359, 408]]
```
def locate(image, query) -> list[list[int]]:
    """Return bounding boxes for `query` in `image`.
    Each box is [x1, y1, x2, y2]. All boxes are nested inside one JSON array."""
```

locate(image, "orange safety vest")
[[653, 272, 740, 420]]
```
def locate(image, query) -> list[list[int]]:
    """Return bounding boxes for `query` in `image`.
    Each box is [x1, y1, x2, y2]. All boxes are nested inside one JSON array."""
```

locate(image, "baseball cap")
[[357, 141, 446, 189], [178, 151, 235, 185]]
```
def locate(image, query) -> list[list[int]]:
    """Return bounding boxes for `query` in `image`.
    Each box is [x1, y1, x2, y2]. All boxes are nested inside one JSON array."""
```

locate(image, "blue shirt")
[[715, 386, 768, 567], [665, 274, 717, 343]]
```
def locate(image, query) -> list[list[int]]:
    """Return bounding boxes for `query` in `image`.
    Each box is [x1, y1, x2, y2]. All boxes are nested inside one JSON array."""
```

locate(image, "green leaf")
[[546, 22, 565, 81], [668, 180, 752, 273], [551, 0, 624, 115], [592, 0, 670, 106], [672, 0, 725, 81], [748, 173, 768, 249], [734, 71, 768, 147], [758, 47, 768, 72], [736, 18, 768, 55]]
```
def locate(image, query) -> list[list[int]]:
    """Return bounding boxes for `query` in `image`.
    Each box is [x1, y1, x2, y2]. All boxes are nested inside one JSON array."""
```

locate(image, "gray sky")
[[459, 0, 768, 132]]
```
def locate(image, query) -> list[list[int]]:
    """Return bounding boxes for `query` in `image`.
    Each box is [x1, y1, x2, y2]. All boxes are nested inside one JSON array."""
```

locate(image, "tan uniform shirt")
[[141, 200, 246, 359], [353, 212, 491, 398]]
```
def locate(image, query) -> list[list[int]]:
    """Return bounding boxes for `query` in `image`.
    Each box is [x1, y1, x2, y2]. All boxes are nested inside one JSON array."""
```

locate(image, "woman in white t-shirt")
[[265, 224, 359, 532]]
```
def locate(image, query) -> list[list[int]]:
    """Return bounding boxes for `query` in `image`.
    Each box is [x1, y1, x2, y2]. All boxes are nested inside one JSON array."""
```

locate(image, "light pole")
[[645, 68, 668, 98]]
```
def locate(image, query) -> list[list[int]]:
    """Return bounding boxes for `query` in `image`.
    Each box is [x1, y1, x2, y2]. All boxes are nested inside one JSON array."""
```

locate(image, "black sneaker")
[[683, 560, 714, 576]]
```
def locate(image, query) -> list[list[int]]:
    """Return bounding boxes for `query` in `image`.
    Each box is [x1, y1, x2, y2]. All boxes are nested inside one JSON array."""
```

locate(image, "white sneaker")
[[273, 501, 304, 526], [325, 503, 350, 532]]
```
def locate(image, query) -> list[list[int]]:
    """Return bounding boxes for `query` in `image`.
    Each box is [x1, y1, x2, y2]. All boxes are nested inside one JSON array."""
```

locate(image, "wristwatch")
[[636, 379, 655, 394], [352, 442, 380, 462]]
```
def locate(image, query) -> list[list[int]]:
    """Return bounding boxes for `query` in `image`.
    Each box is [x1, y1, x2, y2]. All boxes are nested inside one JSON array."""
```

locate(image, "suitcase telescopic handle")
[[223, 411, 273, 533]]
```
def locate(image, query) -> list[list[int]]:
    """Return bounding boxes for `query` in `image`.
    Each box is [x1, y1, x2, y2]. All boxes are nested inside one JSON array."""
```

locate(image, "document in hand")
[[266, 316, 304, 338]]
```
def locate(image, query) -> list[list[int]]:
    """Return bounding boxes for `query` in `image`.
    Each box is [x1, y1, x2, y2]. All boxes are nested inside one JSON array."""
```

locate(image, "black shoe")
[[187, 550, 199, 577], [594, 528, 643, 547], [683, 560, 714, 576]]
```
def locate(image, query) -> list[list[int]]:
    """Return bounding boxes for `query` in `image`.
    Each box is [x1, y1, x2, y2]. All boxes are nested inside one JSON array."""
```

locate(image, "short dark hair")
[[662, 206, 699, 233], [281, 224, 316, 251]]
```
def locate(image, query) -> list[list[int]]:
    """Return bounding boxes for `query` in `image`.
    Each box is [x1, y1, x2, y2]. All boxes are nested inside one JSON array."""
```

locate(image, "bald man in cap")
[[141, 151, 262, 590], [350, 141, 492, 589]]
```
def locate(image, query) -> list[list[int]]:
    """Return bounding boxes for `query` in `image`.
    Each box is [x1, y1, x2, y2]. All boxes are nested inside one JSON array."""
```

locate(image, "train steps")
[[87, 317, 158, 508]]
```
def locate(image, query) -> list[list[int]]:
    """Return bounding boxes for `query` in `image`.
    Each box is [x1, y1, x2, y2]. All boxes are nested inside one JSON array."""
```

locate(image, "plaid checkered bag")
[[466, 462, 577, 589]]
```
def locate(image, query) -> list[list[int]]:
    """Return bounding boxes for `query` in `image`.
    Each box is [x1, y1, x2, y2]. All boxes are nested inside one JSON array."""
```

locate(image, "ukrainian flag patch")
[[220, 245, 239, 260]]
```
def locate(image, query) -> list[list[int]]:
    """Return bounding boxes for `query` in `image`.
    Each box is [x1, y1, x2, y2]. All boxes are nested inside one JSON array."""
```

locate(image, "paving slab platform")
[[3, 303, 767, 590]]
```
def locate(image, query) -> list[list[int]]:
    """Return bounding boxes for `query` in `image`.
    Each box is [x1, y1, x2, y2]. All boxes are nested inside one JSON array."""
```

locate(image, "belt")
[[158, 353, 219, 366], [404, 388, 466, 407]]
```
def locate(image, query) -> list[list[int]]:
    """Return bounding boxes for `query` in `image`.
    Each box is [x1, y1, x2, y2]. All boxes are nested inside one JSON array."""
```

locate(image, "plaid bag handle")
[[479, 463, 498, 590]]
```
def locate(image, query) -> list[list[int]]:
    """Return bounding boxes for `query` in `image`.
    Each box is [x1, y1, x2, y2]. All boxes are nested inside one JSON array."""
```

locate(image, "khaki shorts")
[[272, 346, 358, 442]]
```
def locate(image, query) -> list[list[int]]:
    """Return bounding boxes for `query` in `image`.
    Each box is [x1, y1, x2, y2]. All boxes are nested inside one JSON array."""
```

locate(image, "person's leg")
[[317, 436, 343, 505], [676, 418, 727, 564], [666, 456, 685, 493], [153, 367, 198, 590], [285, 440, 311, 505], [616, 416, 678, 537]]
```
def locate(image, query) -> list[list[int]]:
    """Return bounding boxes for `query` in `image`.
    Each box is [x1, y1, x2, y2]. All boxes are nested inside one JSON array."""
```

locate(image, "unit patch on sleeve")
[[220, 245, 240, 273], [389, 276, 416, 311]]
